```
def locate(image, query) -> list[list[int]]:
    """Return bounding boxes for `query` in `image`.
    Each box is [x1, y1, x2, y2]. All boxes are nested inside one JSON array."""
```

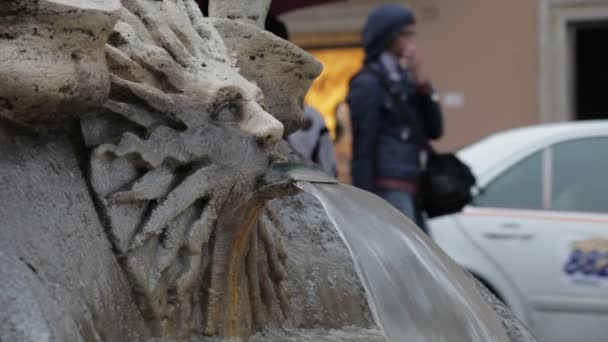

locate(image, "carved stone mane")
[[80, 0, 321, 339]]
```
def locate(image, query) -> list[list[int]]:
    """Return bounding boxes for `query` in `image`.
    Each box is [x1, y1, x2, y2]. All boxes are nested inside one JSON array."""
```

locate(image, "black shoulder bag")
[[365, 64, 476, 218]]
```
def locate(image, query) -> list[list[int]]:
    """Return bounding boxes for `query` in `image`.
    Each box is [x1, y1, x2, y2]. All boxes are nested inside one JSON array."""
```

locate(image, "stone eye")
[[212, 102, 240, 123]]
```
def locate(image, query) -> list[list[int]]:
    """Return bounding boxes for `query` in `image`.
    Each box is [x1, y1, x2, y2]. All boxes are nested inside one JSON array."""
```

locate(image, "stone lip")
[[45, 0, 121, 12], [254, 162, 338, 200]]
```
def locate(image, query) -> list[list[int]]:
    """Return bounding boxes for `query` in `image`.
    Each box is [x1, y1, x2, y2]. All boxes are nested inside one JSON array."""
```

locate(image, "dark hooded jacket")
[[347, 4, 443, 192]]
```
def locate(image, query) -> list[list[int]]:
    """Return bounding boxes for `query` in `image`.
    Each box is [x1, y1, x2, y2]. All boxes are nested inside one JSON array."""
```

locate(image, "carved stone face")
[[81, 2, 306, 337], [0, 0, 120, 124], [212, 18, 322, 135]]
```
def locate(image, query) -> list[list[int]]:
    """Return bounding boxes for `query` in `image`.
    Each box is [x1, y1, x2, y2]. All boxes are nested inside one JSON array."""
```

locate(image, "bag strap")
[[363, 63, 436, 155], [311, 127, 329, 164]]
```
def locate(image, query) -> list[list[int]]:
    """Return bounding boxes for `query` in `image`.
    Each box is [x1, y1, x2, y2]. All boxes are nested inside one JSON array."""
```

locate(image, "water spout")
[[255, 163, 338, 199], [268, 162, 338, 184]]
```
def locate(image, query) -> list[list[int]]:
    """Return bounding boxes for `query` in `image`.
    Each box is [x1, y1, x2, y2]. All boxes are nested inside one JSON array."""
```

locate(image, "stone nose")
[[240, 103, 284, 146]]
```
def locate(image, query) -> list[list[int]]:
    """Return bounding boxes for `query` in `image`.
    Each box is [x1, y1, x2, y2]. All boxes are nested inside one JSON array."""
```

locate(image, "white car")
[[429, 120, 608, 342]]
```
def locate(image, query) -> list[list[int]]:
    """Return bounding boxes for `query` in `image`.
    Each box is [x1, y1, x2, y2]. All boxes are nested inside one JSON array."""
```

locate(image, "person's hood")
[[362, 4, 415, 62]]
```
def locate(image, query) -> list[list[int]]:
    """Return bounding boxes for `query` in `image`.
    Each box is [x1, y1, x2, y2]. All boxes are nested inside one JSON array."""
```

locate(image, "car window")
[[474, 151, 543, 210], [551, 137, 608, 214]]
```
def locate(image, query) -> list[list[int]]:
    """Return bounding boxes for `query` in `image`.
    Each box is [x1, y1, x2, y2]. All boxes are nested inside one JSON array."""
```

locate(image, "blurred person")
[[288, 106, 338, 176], [333, 102, 353, 184], [265, 16, 338, 177], [347, 4, 444, 231]]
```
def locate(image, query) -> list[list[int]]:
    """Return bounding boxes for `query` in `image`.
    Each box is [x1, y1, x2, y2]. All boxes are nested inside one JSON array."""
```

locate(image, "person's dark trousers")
[[375, 188, 427, 233]]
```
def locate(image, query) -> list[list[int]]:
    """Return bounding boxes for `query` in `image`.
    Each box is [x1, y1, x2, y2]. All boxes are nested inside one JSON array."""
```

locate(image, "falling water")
[[296, 181, 510, 342]]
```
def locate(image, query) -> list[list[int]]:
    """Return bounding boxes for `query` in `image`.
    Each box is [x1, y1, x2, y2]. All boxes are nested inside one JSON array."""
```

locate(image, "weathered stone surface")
[[266, 194, 375, 330], [208, 0, 271, 28], [0, 0, 121, 124], [0, 124, 149, 342], [249, 327, 385, 341]]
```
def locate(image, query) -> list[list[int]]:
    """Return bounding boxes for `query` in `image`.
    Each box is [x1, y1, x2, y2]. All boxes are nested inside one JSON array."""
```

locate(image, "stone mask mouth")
[[255, 162, 338, 200]]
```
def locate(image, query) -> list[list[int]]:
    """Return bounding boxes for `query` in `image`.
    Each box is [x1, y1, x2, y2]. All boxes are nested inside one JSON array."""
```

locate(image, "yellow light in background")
[[305, 47, 364, 139]]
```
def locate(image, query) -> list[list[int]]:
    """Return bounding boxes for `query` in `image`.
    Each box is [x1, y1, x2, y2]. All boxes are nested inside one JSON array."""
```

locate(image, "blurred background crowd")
[[273, 0, 608, 183]]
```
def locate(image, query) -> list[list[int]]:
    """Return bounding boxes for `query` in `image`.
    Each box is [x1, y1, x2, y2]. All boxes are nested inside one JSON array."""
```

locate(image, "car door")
[[454, 137, 608, 342]]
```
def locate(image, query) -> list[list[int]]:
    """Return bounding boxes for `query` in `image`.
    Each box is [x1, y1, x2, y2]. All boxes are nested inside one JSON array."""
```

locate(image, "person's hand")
[[402, 43, 429, 87]]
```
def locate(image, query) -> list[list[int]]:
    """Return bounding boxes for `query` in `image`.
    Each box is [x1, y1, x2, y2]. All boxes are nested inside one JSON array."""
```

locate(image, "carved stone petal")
[[0, 0, 121, 124], [212, 18, 322, 135], [208, 0, 271, 28]]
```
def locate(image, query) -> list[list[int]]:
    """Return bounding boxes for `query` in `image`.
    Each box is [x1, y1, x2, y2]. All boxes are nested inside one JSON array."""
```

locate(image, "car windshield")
[[455, 126, 553, 177], [456, 132, 519, 172]]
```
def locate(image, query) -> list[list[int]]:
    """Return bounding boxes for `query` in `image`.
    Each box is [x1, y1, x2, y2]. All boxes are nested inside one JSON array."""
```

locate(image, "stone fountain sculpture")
[[0, 0, 536, 341]]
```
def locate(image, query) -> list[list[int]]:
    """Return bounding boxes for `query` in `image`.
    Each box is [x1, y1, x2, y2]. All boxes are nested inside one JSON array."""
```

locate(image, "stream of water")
[[297, 181, 510, 342]]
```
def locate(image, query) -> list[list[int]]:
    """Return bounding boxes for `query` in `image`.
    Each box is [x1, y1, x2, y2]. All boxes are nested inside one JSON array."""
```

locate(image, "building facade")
[[283, 0, 608, 151]]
